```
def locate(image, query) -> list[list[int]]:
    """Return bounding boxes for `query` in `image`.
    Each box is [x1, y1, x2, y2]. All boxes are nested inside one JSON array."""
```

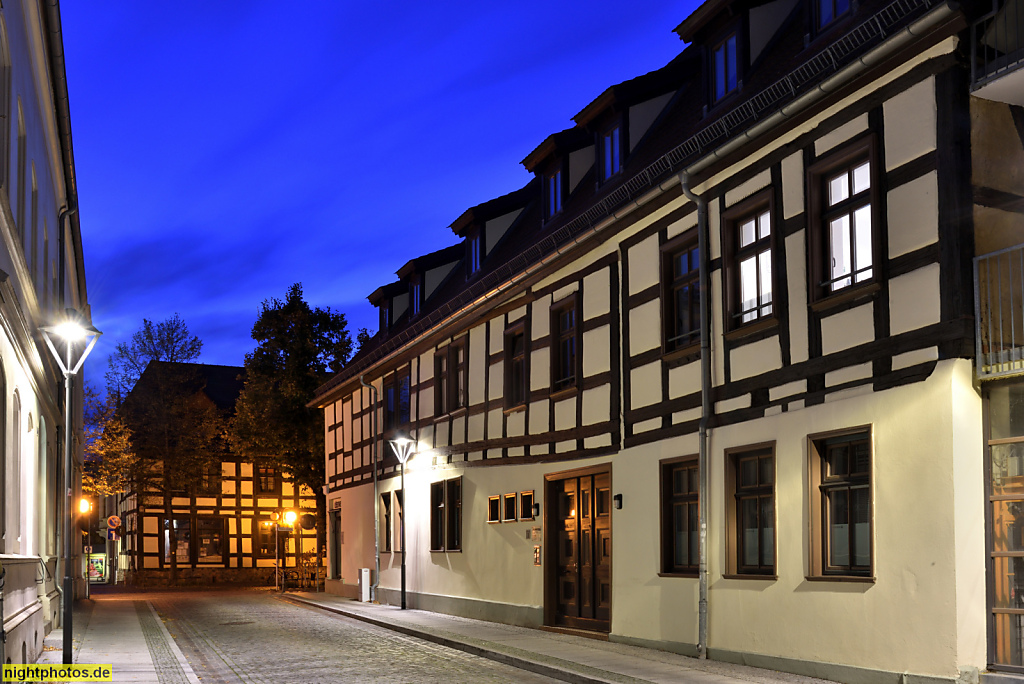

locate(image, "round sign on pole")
[[107, 515, 121, 529]]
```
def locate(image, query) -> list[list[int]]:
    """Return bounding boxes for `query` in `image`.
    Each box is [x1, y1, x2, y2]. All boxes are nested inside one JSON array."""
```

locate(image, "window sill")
[[550, 386, 579, 402], [810, 281, 880, 314], [805, 574, 875, 583], [722, 573, 777, 581], [430, 549, 462, 554], [724, 317, 779, 344], [658, 571, 698, 578], [661, 343, 701, 366], [434, 407, 468, 422]]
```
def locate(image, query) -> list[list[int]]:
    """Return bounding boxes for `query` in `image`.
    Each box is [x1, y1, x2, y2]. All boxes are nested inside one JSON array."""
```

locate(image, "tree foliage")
[[105, 313, 202, 404], [230, 283, 352, 545], [82, 383, 137, 497]]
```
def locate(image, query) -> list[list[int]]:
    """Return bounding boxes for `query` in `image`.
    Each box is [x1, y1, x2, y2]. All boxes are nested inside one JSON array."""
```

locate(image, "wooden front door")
[[549, 469, 611, 632]]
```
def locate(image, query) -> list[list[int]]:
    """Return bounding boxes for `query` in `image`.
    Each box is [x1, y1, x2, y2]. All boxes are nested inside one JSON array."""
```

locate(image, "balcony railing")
[[975, 243, 1024, 379], [972, 0, 1024, 90]]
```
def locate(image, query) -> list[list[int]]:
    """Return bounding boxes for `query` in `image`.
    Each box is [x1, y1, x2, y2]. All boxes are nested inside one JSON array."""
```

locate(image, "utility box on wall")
[[358, 568, 371, 602]]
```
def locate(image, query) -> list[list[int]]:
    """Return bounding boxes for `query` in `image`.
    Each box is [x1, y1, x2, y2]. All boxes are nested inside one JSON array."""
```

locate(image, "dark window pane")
[[715, 44, 726, 100], [674, 503, 686, 566], [827, 445, 849, 478], [741, 497, 759, 566], [760, 497, 774, 568], [852, 442, 870, 474], [759, 456, 773, 485], [726, 35, 737, 91], [820, 0, 833, 26], [688, 502, 699, 565], [829, 489, 850, 567], [399, 375, 411, 425], [851, 486, 870, 567], [740, 458, 758, 487], [674, 468, 687, 495]]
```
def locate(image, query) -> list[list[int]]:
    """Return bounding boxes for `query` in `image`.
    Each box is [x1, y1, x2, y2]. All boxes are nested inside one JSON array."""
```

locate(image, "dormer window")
[[410, 279, 422, 317], [379, 303, 390, 334], [546, 168, 564, 218], [817, 0, 851, 29], [468, 232, 481, 276], [601, 125, 622, 181], [712, 33, 738, 102]]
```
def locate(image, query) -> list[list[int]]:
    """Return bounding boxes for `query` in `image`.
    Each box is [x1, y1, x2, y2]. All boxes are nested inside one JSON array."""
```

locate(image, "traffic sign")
[[83, 545, 92, 554], [107, 515, 121, 529], [107, 530, 119, 541]]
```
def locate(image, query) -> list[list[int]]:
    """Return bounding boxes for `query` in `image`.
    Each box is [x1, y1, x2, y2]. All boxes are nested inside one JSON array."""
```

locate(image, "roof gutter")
[[684, 0, 958, 180], [42, 1, 88, 313]]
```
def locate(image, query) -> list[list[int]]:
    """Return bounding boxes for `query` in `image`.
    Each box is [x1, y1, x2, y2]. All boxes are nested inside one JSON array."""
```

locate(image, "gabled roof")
[[450, 181, 537, 237], [521, 127, 592, 173], [396, 243, 464, 279], [572, 51, 693, 128], [130, 361, 245, 413], [367, 281, 408, 306], [673, 0, 733, 42]]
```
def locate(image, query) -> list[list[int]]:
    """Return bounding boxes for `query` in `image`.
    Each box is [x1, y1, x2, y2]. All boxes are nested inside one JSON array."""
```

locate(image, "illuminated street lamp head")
[[283, 510, 298, 526], [39, 309, 102, 376], [389, 430, 416, 465], [78, 498, 91, 514]]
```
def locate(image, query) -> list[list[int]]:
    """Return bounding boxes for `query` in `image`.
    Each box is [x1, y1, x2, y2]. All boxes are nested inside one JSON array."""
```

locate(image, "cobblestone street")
[[147, 590, 559, 684]]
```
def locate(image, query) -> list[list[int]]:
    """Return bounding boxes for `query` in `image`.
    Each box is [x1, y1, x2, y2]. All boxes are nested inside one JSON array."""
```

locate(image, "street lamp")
[[78, 498, 92, 600], [40, 309, 101, 665], [388, 431, 416, 610]]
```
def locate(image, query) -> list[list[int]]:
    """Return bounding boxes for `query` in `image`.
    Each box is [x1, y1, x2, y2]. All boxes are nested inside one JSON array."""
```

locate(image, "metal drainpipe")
[[57, 205, 75, 311], [359, 375, 380, 602], [679, 171, 711, 660]]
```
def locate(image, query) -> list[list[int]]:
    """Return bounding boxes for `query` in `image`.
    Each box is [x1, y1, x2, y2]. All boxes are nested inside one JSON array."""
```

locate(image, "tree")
[[82, 383, 137, 498], [230, 283, 353, 554], [355, 327, 372, 356], [105, 313, 202, 405]]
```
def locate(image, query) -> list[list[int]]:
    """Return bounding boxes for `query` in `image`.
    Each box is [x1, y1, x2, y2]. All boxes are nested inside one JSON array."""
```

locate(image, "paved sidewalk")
[[37, 591, 200, 684], [283, 591, 833, 684]]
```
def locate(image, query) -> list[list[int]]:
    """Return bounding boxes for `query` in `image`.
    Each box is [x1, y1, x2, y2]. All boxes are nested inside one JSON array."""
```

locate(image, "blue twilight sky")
[[61, 1, 695, 382]]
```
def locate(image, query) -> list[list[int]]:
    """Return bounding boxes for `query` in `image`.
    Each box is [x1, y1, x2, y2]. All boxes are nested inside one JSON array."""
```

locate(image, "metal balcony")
[[972, 0, 1024, 104], [975, 243, 1024, 380]]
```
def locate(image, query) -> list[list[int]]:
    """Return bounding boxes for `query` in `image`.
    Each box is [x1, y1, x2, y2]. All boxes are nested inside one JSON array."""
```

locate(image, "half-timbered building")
[[115, 362, 319, 585], [312, 0, 1024, 679]]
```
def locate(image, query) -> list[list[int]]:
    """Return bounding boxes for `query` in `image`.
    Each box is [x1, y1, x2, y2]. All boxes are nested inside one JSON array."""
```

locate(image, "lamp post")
[[78, 498, 92, 599], [267, 510, 296, 591], [40, 309, 101, 665], [388, 431, 416, 610]]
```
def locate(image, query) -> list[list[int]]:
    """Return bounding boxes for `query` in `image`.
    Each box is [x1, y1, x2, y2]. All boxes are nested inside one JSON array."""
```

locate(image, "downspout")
[[359, 375, 380, 602], [679, 171, 711, 660], [57, 204, 75, 311]]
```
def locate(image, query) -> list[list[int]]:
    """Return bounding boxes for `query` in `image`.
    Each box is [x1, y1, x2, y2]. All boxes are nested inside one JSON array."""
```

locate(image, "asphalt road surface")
[[147, 589, 560, 684]]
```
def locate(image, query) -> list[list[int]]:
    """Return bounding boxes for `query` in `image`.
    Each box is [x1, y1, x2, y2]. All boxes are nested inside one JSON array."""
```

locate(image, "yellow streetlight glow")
[[283, 510, 297, 526], [78, 498, 91, 514]]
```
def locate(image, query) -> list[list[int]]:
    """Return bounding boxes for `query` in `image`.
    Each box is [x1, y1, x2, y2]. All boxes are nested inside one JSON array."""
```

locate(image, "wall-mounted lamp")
[[613, 494, 623, 510], [532, 502, 541, 518]]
